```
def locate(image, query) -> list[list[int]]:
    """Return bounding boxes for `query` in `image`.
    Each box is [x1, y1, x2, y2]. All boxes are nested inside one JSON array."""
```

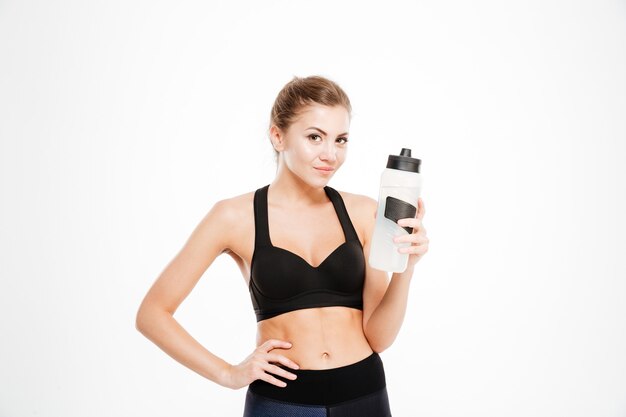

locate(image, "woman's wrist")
[[215, 362, 233, 388], [393, 265, 415, 280], [217, 362, 234, 389]]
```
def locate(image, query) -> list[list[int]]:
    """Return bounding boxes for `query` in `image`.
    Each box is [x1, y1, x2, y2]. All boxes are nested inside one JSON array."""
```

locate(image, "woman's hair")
[[269, 75, 351, 159]]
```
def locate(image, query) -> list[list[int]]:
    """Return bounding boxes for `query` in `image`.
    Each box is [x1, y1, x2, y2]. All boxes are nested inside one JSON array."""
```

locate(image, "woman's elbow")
[[135, 305, 149, 332], [369, 341, 391, 354], [365, 332, 393, 353], [135, 299, 162, 333]]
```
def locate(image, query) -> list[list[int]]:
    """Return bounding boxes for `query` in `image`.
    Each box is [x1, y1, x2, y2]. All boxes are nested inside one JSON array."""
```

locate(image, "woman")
[[135, 75, 429, 416]]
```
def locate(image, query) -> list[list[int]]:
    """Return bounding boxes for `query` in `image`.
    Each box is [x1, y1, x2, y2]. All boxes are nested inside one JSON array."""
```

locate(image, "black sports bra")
[[248, 184, 366, 322]]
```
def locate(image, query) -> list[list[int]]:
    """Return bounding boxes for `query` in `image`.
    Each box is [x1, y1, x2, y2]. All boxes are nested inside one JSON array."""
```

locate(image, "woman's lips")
[[314, 167, 335, 174]]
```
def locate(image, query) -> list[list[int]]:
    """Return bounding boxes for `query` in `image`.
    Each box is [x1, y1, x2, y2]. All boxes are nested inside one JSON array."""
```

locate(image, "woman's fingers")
[[259, 339, 292, 353], [390, 198, 429, 266], [394, 214, 428, 254], [227, 340, 302, 389], [257, 339, 300, 370], [417, 197, 425, 220], [394, 218, 423, 237], [257, 371, 288, 388], [398, 240, 429, 254], [400, 218, 422, 227], [265, 352, 300, 370], [395, 234, 428, 245], [253, 339, 300, 386], [263, 363, 298, 381], [253, 352, 299, 388]]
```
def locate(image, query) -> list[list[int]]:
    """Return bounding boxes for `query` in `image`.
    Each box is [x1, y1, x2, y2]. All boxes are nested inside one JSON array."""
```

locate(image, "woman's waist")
[[256, 306, 372, 369], [248, 351, 387, 406]]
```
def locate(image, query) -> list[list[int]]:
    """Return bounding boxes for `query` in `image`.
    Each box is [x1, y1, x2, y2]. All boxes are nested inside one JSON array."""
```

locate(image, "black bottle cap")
[[386, 148, 421, 173]]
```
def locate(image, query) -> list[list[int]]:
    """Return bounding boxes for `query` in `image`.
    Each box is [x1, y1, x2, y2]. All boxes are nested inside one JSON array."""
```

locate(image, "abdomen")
[[256, 306, 373, 370]]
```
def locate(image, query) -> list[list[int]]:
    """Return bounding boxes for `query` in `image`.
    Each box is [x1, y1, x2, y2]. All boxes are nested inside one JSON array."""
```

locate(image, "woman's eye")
[[337, 137, 349, 144], [308, 134, 322, 142]]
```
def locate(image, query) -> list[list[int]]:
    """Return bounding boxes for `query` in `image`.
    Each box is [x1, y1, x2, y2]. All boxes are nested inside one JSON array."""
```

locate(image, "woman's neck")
[[269, 171, 329, 207]]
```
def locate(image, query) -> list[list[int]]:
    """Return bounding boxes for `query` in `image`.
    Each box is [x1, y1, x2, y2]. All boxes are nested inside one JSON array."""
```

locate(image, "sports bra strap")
[[253, 185, 272, 248], [323, 186, 360, 242]]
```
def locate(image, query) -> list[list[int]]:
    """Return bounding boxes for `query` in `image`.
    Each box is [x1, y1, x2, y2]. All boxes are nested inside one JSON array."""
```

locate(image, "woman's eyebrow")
[[305, 126, 349, 136]]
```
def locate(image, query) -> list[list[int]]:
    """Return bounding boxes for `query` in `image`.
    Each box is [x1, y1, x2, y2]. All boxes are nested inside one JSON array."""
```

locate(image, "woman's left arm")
[[359, 197, 429, 352]]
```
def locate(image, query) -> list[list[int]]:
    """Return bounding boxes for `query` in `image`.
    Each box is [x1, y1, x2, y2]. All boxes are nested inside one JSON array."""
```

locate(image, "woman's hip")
[[243, 352, 392, 416]]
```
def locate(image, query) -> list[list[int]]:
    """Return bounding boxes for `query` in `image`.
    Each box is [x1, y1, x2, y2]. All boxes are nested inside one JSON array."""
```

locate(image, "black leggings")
[[243, 352, 392, 417]]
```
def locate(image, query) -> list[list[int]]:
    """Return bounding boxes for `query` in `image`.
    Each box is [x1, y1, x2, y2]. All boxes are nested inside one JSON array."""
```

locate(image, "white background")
[[1, 1, 625, 416]]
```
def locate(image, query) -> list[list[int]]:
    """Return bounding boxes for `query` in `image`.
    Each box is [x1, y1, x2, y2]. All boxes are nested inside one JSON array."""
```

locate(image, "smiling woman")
[[135, 75, 429, 417], [270, 101, 351, 189]]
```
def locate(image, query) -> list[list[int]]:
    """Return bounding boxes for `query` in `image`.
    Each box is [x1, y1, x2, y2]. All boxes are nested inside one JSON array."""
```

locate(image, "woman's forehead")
[[292, 104, 350, 128]]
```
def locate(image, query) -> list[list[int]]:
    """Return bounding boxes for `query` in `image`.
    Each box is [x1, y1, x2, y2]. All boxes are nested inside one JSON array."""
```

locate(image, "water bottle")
[[369, 148, 422, 272]]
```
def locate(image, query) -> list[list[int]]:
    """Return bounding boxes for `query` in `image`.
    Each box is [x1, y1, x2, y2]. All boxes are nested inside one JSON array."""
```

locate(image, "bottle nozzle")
[[387, 148, 420, 173]]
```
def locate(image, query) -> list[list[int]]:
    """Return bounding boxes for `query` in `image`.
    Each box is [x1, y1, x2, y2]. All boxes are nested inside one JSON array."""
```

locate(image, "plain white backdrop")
[[1, 0, 625, 416]]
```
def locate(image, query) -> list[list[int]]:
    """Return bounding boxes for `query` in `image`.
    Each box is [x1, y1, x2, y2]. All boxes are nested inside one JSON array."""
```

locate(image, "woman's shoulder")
[[202, 187, 264, 229], [199, 188, 260, 247], [333, 188, 377, 212], [332, 188, 377, 236], [209, 188, 258, 220], [186, 188, 259, 257]]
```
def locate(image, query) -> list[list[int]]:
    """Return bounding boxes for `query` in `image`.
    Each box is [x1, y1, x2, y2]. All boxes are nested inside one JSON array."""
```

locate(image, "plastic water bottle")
[[369, 148, 422, 272]]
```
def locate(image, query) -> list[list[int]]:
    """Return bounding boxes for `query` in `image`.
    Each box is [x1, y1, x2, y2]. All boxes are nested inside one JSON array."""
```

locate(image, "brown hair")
[[269, 75, 352, 158]]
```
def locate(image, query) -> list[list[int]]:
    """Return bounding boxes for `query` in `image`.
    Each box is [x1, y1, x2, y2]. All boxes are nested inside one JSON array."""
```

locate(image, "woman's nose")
[[319, 142, 337, 162]]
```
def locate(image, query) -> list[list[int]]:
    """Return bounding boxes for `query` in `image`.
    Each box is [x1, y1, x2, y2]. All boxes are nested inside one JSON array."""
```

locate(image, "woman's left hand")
[[393, 197, 429, 270]]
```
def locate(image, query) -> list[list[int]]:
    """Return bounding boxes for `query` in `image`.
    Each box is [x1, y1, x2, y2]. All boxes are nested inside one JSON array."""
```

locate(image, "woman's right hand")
[[222, 339, 300, 390]]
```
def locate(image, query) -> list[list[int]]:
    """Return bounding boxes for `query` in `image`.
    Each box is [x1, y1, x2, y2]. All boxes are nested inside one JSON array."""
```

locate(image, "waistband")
[[248, 352, 386, 406]]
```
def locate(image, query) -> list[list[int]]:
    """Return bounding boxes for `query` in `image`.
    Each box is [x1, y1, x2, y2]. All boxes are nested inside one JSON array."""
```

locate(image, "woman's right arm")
[[134, 199, 299, 389]]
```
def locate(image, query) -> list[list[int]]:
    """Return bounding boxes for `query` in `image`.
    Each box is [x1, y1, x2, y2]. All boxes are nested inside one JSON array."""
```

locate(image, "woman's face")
[[271, 104, 350, 188]]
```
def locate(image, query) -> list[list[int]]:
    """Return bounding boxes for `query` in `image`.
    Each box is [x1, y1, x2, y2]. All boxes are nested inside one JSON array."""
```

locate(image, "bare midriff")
[[256, 306, 374, 370]]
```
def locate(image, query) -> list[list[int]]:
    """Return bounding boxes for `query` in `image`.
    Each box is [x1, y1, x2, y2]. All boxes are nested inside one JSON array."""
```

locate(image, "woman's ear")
[[269, 125, 285, 152]]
